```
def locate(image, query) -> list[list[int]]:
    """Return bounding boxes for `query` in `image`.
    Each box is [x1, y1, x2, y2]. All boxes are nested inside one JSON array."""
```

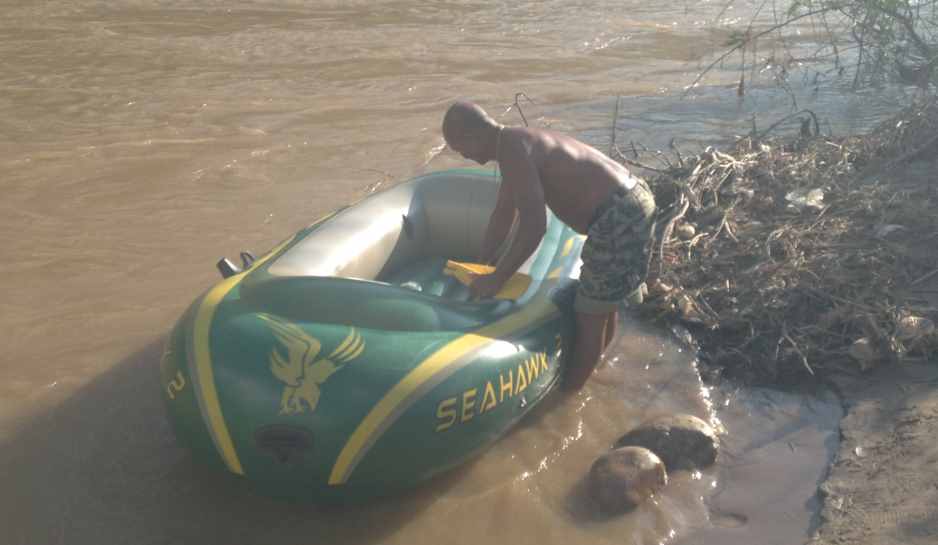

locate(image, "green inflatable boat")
[[160, 169, 585, 502]]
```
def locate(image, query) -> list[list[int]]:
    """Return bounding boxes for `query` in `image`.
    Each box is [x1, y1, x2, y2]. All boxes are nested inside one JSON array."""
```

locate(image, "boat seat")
[[381, 256, 473, 301]]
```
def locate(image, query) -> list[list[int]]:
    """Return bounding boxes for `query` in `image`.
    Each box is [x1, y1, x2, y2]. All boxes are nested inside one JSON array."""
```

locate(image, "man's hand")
[[478, 248, 497, 266], [469, 272, 507, 300]]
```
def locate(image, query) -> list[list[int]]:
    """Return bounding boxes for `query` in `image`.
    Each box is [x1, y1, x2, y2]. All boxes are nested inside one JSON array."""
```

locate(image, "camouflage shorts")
[[575, 179, 656, 314]]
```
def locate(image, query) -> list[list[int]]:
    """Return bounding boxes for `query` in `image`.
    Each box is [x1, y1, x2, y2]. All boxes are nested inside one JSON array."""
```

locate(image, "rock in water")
[[614, 414, 719, 471], [588, 446, 668, 514]]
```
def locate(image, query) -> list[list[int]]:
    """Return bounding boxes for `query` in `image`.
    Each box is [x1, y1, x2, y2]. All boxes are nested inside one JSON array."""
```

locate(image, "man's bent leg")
[[565, 310, 608, 391]]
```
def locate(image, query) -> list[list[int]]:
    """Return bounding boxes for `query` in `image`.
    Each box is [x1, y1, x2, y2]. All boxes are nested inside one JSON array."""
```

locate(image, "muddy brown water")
[[0, 1, 881, 543]]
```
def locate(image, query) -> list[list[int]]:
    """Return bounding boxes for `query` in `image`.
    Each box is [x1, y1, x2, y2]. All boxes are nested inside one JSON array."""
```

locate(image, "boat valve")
[[216, 257, 242, 278], [240, 251, 256, 269]]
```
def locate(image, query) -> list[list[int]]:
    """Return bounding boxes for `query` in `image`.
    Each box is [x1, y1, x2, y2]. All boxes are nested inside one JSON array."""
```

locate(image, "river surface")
[[0, 1, 882, 543]]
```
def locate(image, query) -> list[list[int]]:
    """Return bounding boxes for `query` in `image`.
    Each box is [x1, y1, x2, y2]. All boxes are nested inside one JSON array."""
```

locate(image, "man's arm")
[[490, 134, 547, 284], [479, 181, 516, 265]]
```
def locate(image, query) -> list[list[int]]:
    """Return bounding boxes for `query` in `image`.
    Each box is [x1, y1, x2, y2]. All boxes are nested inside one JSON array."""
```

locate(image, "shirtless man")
[[441, 101, 656, 391]]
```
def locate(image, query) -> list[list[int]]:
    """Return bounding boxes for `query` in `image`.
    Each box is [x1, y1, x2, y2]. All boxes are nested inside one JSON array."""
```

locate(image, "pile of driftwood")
[[624, 99, 938, 384]]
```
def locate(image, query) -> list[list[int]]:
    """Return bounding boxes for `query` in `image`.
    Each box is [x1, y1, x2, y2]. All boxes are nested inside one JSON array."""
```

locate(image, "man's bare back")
[[499, 127, 638, 234]]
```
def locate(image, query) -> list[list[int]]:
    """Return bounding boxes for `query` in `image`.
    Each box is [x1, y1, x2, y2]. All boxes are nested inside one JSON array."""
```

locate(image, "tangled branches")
[[635, 99, 938, 385]]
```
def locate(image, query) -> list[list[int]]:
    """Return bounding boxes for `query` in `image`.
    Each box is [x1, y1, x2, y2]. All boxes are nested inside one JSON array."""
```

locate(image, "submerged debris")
[[630, 98, 938, 384]]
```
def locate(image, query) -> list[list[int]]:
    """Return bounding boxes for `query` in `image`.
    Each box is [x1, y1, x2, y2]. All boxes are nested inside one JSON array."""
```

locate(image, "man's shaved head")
[[442, 101, 497, 145], [441, 100, 503, 165]]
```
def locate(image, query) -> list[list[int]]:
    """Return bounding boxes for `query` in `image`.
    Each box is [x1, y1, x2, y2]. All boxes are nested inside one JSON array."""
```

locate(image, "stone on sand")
[[614, 414, 719, 471], [588, 446, 668, 514]]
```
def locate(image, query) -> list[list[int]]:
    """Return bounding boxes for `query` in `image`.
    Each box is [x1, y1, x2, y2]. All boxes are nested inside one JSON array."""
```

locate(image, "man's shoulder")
[[500, 126, 557, 160], [505, 126, 555, 142]]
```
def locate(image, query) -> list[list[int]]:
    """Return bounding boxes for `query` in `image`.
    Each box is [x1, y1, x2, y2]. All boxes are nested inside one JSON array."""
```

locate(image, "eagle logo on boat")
[[258, 314, 365, 415]]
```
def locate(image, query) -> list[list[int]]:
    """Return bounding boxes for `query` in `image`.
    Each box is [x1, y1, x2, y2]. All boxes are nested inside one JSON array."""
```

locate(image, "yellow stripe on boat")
[[328, 295, 558, 485], [560, 236, 575, 257], [193, 275, 247, 475]]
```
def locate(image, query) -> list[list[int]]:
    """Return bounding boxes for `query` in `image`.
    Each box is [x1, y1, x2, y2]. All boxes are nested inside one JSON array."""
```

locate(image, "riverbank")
[[631, 98, 938, 543], [811, 361, 938, 544]]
